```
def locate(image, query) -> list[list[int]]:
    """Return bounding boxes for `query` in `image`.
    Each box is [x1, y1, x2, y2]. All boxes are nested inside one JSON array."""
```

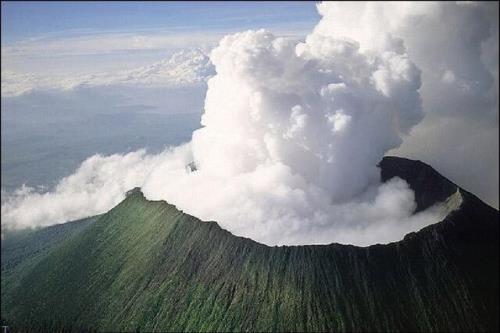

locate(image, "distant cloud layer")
[[1, 2, 498, 245], [2, 48, 215, 97]]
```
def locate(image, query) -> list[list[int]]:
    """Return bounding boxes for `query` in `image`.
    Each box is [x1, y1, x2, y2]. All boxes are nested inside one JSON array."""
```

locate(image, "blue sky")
[[1, 1, 319, 75], [1, 1, 319, 43]]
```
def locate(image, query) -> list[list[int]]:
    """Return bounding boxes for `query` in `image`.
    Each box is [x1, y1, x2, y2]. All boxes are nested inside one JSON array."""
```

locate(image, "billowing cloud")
[[190, 27, 422, 203], [313, 1, 498, 207]]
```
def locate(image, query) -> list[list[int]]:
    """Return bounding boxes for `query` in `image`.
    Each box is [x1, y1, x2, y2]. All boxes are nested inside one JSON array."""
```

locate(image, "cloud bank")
[[1, 145, 448, 246], [2, 48, 215, 97], [3, 2, 495, 245]]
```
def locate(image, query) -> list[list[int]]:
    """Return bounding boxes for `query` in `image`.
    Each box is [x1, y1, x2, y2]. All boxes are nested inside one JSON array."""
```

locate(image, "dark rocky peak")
[[379, 156, 458, 212], [125, 187, 143, 197]]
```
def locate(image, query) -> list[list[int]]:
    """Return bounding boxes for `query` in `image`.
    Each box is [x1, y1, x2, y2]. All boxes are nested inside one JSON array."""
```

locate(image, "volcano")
[[1, 156, 498, 332]]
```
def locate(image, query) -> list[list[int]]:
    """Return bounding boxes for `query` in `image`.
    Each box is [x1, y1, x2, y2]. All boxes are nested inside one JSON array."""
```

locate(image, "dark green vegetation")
[[1, 157, 498, 332], [1, 216, 98, 273], [1, 216, 99, 332]]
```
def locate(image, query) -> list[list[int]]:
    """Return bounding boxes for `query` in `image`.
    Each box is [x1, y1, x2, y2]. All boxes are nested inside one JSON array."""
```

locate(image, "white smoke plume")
[[3, 2, 477, 246], [314, 1, 499, 207]]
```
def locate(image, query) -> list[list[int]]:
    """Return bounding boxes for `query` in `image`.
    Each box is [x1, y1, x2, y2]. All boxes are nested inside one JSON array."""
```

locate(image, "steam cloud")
[[4, 2, 489, 246]]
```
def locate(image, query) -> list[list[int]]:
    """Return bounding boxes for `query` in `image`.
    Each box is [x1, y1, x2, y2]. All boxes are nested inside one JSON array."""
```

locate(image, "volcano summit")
[[1, 156, 498, 332]]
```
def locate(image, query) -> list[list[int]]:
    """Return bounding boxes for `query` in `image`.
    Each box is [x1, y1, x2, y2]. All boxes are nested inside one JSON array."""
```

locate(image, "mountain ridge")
[[1, 156, 498, 332]]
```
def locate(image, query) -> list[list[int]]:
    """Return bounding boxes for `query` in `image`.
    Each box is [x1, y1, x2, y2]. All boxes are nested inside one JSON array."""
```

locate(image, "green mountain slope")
[[1, 215, 98, 272], [1, 157, 498, 332]]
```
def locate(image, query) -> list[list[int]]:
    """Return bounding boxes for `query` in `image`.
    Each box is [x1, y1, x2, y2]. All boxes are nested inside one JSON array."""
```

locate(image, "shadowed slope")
[[1, 216, 98, 272], [1, 156, 498, 332], [1, 215, 99, 332]]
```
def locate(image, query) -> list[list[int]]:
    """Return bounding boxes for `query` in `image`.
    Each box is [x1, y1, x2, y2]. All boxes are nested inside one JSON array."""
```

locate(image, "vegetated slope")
[[1, 215, 98, 331], [1, 216, 98, 272], [1, 156, 498, 332]]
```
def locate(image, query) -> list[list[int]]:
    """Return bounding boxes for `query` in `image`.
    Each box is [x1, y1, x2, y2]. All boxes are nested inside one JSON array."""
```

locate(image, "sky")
[[1, 1, 318, 42], [1, 1, 318, 74], [1, 1, 498, 245]]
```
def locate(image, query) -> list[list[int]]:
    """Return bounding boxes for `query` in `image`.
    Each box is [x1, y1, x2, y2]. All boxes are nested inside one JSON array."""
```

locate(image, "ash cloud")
[[3, 2, 493, 245]]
